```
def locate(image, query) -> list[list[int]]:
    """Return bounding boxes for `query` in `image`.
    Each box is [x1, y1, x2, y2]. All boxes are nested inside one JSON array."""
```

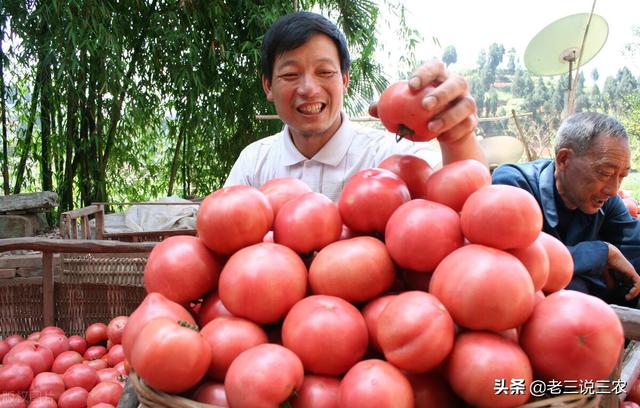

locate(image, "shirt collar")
[[540, 161, 559, 228], [280, 112, 353, 167]]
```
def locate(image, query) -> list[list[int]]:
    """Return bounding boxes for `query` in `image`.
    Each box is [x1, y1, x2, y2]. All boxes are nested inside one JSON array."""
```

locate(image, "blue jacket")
[[492, 159, 640, 289]]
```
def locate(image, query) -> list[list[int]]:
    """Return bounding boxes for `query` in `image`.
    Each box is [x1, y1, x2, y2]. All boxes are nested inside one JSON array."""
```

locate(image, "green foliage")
[[442, 45, 457, 67]]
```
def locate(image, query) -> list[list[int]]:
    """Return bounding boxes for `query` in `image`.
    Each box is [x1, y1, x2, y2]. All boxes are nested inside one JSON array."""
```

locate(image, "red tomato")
[[507, 235, 550, 292], [283, 295, 368, 375], [377, 81, 439, 141], [27, 332, 41, 341], [218, 243, 307, 324], [338, 168, 410, 234], [29, 372, 65, 401], [0, 363, 34, 392], [85, 323, 108, 346], [538, 232, 574, 293], [520, 290, 624, 381], [623, 198, 639, 217], [200, 316, 268, 381], [0, 393, 26, 408], [96, 368, 120, 384], [113, 361, 127, 376], [130, 317, 211, 393], [57, 387, 89, 408], [197, 185, 274, 255], [39, 327, 64, 337], [404, 371, 462, 408], [274, 192, 342, 254], [309, 236, 395, 303], [361, 294, 397, 352], [429, 244, 535, 331], [426, 159, 491, 212], [86, 381, 122, 407], [0, 340, 9, 361], [144, 235, 222, 305], [377, 291, 454, 373], [4, 335, 23, 348], [121, 292, 196, 362], [259, 177, 312, 218], [338, 359, 414, 408], [62, 363, 98, 391], [225, 344, 304, 408], [292, 375, 340, 408], [447, 331, 532, 407], [461, 184, 543, 249], [197, 291, 232, 327], [66, 336, 87, 356], [82, 358, 107, 371], [3, 341, 53, 375], [623, 402, 640, 408], [106, 316, 128, 345], [37, 334, 69, 359], [84, 346, 107, 360], [25, 397, 56, 408], [191, 381, 229, 406], [628, 378, 640, 403], [385, 199, 464, 272], [378, 154, 434, 200], [106, 345, 124, 367]]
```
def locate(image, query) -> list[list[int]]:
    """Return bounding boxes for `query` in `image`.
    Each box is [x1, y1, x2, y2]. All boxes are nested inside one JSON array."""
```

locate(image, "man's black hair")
[[260, 11, 351, 81]]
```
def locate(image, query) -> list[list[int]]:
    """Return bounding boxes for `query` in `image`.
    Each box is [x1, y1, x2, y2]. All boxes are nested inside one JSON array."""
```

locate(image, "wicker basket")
[[0, 280, 45, 337], [129, 372, 223, 408], [519, 394, 600, 407]]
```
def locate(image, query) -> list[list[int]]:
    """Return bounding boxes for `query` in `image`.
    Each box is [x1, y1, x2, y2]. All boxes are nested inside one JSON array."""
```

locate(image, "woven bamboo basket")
[[519, 394, 600, 407], [130, 372, 224, 408]]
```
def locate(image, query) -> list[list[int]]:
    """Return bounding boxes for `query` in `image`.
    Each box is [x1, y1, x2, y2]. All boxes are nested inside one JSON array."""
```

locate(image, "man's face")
[[555, 133, 630, 214], [262, 33, 349, 142]]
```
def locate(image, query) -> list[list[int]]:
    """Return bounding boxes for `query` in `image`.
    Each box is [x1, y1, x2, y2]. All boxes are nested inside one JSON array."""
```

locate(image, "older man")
[[493, 111, 640, 306]]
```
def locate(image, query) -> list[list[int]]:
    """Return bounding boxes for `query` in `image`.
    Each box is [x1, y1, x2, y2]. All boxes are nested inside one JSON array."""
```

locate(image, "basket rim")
[[129, 371, 224, 408]]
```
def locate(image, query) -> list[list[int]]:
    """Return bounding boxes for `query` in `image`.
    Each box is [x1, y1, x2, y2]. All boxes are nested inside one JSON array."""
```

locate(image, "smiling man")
[[224, 11, 486, 202], [493, 112, 640, 306]]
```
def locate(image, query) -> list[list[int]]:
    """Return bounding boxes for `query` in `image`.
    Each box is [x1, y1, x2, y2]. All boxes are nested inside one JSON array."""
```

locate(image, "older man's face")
[[555, 133, 630, 214]]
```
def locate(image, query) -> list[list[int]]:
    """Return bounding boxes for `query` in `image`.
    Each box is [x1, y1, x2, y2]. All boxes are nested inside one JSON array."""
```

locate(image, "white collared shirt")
[[224, 114, 440, 202]]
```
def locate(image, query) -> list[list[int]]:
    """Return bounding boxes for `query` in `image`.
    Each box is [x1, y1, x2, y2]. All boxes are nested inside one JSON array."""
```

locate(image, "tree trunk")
[[41, 57, 53, 193], [167, 119, 186, 196], [78, 51, 91, 207], [0, 16, 10, 195], [60, 74, 78, 213]]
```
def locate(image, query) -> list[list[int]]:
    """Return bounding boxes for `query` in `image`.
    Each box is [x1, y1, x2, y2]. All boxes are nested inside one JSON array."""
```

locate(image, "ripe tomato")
[[274, 192, 342, 254], [429, 244, 535, 331], [339, 359, 414, 408], [259, 177, 312, 218], [0, 363, 34, 393], [508, 234, 550, 292], [218, 243, 307, 324], [191, 381, 229, 406], [361, 294, 397, 352], [225, 343, 304, 408], [106, 344, 124, 367], [461, 184, 543, 249], [106, 316, 128, 345], [2, 341, 53, 375], [0, 340, 9, 361], [447, 331, 532, 407], [62, 363, 98, 391], [197, 185, 273, 255], [378, 154, 433, 199], [385, 199, 464, 273], [282, 295, 368, 375], [520, 290, 624, 381], [623, 198, 639, 217], [377, 291, 454, 373], [404, 371, 462, 407], [0, 393, 26, 408], [426, 159, 491, 212], [309, 236, 395, 303], [37, 333, 69, 358], [200, 316, 268, 381], [338, 168, 410, 234], [29, 371, 65, 401], [66, 336, 87, 356], [83, 345, 107, 360], [86, 381, 122, 407], [538, 232, 573, 293], [4, 335, 23, 348], [377, 80, 439, 141], [121, 292, 196, 363], [628, 378, 640, 404], [130, 317, 211, 393], [57, 386, 89, 408], [39, 326, 64, 337], [85, 323, 108, 346], [144, 235, 222, 306], [292, 375, 341, 408], [197, 291, 232, 327], [24, 397, 56, 408]]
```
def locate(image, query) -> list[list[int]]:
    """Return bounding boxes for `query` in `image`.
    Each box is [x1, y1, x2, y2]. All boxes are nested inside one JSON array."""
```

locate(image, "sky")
[[377, 0, 639, 86]]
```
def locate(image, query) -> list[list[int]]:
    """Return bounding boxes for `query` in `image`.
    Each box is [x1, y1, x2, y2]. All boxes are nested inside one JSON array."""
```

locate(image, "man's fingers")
[[409, 60, 446, 90], [436, 115, 478, 144], [429, 96, 476, 135]]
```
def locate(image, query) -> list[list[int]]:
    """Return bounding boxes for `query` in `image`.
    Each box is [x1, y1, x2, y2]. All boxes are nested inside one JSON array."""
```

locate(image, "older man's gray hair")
[[554, 112, 628, 156]]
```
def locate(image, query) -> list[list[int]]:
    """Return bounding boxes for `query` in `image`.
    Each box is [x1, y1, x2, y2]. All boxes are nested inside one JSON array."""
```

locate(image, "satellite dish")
[[479, 136, 525, 169]]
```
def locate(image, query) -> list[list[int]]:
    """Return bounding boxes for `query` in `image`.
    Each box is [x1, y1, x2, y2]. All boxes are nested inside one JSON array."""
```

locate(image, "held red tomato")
[[259, 177, 312, 218], [309, 236, 396, 303], [291, 375, 341, 408], [377, 291, 455, 373], [282, 295, 368, 375], [273, 192, 342, 254], [446, 331, 532, 408], [519, 290, 624, 381], [378, 154, 434, 200], [200, 316, 268, 381], [338, 168, 410, 234], [218, 243, 308, 324], [425, 159, 492, 212], [130, 317, 211, 393], [144, 235, 222, 305], [338, 359, 414, 408], [121, 292, 196, 363], [225, 343, 304, 408], [429, 244, 535, 331], [385, 199, 464, 273], [377, 81, 440, 141], [197, 185, 274, 255], [0, 363, 34, 393], [461, 184, 543, 250]]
